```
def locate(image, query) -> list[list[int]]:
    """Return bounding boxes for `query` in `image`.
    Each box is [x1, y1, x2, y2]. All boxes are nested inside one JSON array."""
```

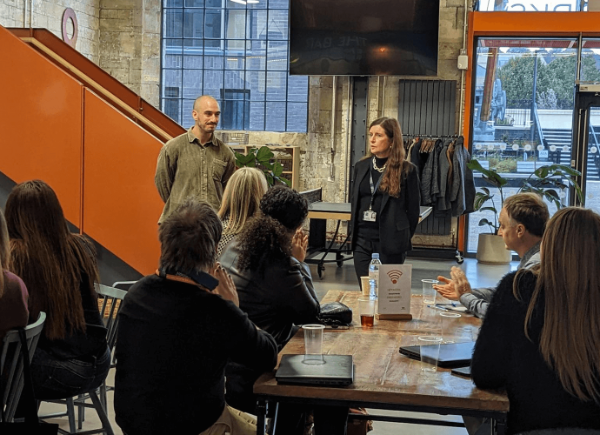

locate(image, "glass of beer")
[[358, 297, 376, 328]]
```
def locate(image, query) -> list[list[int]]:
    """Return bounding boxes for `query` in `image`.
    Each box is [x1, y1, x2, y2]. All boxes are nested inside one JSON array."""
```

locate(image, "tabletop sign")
[[377, 264, 412, 320]]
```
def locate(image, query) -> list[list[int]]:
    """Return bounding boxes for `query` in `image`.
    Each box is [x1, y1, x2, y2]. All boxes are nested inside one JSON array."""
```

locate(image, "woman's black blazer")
[[350, 159, 421, 256]]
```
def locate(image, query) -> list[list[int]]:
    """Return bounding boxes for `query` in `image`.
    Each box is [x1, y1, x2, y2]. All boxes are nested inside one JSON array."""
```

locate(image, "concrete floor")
[[38, 255, 517, 434]]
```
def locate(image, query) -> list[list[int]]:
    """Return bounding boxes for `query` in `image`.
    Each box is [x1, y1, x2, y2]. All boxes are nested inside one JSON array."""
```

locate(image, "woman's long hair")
[[368, 117, 409, 198], [5, 180, 100, 340], [218, 167, 268, 235], [519, 207, 600, 402], [236, 185, 308, 275], [0, 209, 9, 298]]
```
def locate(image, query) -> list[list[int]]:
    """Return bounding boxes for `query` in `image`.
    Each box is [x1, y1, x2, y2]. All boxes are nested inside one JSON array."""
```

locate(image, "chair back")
[[95, 284, 127, 352], [0, 311, 46, 422]]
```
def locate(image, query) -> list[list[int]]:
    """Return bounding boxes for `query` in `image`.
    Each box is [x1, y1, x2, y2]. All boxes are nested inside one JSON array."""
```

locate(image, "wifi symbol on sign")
[[387, 270, 403, 284]]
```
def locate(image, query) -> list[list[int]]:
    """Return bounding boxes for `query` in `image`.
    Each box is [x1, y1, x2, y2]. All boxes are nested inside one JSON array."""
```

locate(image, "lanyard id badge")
[[363, 172, 383, 222]]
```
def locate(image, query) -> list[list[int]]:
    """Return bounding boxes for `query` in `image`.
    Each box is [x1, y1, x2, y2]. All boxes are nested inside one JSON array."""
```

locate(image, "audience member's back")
[[114, 200, 277, 435]]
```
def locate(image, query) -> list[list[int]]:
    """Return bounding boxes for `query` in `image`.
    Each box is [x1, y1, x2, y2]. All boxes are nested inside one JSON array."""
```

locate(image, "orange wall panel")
[[0, 26, 82, 226], [83, 90, 163, 275]]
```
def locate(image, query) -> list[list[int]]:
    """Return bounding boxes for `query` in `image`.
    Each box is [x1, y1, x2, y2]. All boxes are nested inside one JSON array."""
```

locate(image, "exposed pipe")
[[329, 75, 337, 182], [29, 0, 33, 28], [458, 0, 470, 133], [344, 77, 353, 202]]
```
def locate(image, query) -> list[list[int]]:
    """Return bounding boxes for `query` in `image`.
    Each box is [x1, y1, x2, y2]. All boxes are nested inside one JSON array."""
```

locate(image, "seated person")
[[0, 208, 28, 341], [434, 193, 549, 318], [217, 167, 268, 257], [114, 200, 277, 435], [221, 185, 347, 435], [6, 180, 110, 399], [472, 207, 600, 434]]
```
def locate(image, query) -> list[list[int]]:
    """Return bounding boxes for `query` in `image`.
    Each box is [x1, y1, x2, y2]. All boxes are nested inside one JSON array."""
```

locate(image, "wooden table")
[[253, 290, 509, 435]]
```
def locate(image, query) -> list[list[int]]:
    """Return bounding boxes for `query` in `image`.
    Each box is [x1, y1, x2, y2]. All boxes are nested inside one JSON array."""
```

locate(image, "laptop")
[[399, 341, 475, 369], [275, 354, 354, 386]]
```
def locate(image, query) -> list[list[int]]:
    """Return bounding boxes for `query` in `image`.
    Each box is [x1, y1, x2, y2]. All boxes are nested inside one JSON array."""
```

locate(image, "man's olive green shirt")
[[155, 128, 236, 223]]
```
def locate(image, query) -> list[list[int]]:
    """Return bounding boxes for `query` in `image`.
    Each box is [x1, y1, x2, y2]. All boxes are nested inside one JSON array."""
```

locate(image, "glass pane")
[[181, 99, 196, 126], [248, 101, 265, 130], [206, 0, 222, 7], [266, 71, 287, 101], [183, 69, 203, 98], [226, 0, 246, 9], [165, 11, 183, 38], [184, 10, 204, 38], [267, 9, 288, 40], [164, 38, 183, 49], [204, 54, 224, 69], [477, 0, 584, 12], [184, 0, 204, 6], [267, 41, 287, 71], [163, 98, 181, 122], [226, 10, 246, 39], [248, 10, 268, 40], [163, 69, 182, 89], [579, 40, 600, 82], [183, 55, 203, 69], [266, 102, 286, 131], [165, 0, 184, 7], [586, 108, 600, 212], [224, 52, 245, 70], [203, 70, 224, 97], [468, 38, 578, 253], [268, 0, 288, 8], [224, 70, 245, 89], [205, 10, 222, 38], [246, 42, 266, 70], [287, 75, 308, 102], [164, 54, 183, 68], [287, 102, 308, 132], [246, 71, 266, 99]]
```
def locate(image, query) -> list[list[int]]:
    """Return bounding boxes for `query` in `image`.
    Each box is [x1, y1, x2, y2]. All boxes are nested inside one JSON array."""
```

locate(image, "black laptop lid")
[[399, 341, 474, 368], [275, 354, 354, 386]]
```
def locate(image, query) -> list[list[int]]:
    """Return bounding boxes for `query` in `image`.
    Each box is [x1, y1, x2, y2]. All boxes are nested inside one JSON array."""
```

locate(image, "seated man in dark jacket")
[[114, 200, 277, 435]]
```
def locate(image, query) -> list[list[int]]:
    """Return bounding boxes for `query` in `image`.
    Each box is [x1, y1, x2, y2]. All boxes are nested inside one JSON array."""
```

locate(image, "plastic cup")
[[422, 279, 439, 305], [358, 297, 376, 328], [439, 312, 462, 343], [360, 276, 371, 297], [418, 335, 443, 373], [302, 324, 325, 365]]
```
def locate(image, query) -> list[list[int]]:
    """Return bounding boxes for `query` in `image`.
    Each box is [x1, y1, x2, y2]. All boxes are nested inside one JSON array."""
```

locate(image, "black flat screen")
[[289, 0, 439, 76]]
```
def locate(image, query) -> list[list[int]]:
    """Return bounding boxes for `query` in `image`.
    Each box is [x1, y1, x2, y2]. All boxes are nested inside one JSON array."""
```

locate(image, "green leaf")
[[480, 206, 497, 214], [256, 146, 274, 163], [273, 162, 284, 177]]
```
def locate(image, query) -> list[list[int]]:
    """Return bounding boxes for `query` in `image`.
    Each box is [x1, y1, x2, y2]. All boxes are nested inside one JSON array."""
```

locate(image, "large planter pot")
[[476, 234, 512, 264]]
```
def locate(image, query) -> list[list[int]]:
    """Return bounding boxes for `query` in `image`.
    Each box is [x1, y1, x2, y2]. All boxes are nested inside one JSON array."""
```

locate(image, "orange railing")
[[0, 25, 182, 275]]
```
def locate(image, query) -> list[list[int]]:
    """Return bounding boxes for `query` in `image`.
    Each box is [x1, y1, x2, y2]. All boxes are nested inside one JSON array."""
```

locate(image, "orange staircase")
[[0, 26, 184, 275]]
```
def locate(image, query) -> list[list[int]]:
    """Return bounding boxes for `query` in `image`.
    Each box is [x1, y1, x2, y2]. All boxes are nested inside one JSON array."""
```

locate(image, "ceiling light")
[[230, 0, 246, 4]]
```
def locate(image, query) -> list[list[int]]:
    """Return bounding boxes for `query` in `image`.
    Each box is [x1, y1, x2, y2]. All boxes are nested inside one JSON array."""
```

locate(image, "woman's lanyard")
[[155, 269, 214, 293], [364, 171, 383, 222]]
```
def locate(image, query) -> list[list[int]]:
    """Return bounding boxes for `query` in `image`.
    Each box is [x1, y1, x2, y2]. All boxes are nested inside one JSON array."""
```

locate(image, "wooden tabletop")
[[254, 290, 509, 414], [307, 204, 433, 223]]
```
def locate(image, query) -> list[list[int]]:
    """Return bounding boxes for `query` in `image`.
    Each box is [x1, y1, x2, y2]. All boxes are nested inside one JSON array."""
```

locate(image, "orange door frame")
[[458, 11, 600, 253]]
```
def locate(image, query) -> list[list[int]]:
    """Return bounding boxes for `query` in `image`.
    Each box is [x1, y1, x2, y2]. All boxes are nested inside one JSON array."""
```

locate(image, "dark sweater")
[[472, 271, 600, 434], [114, 274, 278, 435], [0, 271, 29, 341]]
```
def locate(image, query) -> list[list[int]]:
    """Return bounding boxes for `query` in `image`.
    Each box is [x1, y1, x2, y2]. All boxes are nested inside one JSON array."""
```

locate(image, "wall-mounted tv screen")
[[289, 0, 440, 76]]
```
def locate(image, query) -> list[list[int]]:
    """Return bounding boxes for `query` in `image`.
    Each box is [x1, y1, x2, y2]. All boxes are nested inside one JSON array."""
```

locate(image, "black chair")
[[0, 312, 46, 422]]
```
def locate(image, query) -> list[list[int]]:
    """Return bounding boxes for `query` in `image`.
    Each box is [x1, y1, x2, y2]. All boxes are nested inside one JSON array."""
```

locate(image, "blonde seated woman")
[[217, 167, 268, 257]]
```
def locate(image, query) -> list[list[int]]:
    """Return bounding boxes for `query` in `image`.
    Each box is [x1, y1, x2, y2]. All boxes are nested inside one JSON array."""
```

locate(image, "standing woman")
[[216, 167, 268, 257], [350, 117, 421, 282], [5, 180, 110, 400]]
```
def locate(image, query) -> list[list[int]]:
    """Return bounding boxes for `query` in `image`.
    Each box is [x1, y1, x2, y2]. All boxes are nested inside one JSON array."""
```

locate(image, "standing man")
[[155, 95, 236, 223], [434, 192, 549, 318]]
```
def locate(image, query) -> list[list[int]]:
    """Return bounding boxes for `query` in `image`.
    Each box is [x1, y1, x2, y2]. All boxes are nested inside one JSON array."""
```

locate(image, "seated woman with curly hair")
[[221, 185, 347, 435]]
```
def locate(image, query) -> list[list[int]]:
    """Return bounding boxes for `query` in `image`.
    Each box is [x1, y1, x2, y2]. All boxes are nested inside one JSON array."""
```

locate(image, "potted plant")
[[467, 159, 583, 263], [234, 146, 291, 187]]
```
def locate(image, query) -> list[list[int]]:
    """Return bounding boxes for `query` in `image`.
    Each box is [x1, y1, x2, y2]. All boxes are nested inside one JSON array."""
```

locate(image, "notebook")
[[399, 341, 475, 368], [275, 354, 354, 386]]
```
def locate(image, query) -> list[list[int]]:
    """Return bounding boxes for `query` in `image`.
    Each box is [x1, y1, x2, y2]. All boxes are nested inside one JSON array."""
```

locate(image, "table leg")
[[492, 416, 507, 435], [256, 399, 267, 435]]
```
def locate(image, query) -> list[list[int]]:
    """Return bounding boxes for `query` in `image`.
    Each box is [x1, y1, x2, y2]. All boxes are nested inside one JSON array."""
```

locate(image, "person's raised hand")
[[291, 228, 309, 263], [449, 266, 472, 297], [433, 275, 460, 301], [211, 262, 239, 307]]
